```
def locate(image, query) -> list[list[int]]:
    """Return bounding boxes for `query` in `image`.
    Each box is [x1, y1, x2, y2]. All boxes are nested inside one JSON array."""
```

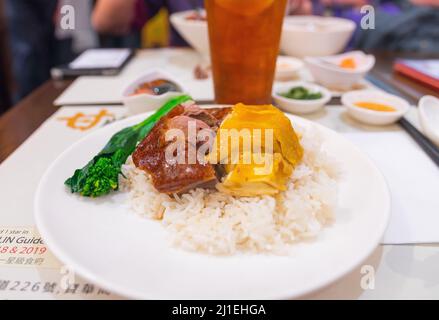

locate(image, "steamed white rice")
[[120, 126, 339, 255]]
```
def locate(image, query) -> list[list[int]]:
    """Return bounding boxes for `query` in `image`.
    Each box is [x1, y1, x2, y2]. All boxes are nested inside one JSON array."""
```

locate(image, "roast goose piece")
[[132, 105, 231, 194]]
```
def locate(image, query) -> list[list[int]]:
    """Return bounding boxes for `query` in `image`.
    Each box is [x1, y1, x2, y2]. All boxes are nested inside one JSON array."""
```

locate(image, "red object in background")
[[394, 59, 439, 91]]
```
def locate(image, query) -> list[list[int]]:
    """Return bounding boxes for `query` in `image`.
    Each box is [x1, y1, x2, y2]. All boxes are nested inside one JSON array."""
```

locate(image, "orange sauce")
[[339, 58, 356, 69], [354, 101, 396, 112]]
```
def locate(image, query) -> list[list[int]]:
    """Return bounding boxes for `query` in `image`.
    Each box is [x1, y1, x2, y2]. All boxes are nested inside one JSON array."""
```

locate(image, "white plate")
[[34, 108, 390, 299]]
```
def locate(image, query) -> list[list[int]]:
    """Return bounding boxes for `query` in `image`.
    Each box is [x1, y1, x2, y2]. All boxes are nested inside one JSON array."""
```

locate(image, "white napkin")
[[344, 131, 439, 244]]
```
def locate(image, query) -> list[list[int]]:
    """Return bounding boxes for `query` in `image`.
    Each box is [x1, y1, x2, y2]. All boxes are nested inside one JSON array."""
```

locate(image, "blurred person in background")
[[0, 0, 12, 113], [93, 0, 143, 48], [92, 0, 315, 46], [354, 0, 439, 53], [289, 0, 439, 53], [5, 0, 74, 102], [92, 0, 204, 47], [5, 0, 99, 103]]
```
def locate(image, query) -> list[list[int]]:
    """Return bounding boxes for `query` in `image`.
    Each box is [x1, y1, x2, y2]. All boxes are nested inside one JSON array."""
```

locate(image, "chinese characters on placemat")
[[0, 226, 120, 299], [0, 279, 113, 299]]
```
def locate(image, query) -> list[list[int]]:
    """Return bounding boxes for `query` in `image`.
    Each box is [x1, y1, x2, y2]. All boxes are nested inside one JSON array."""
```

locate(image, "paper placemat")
[[0, 106, 126, 299], [344, 131, 439, 244], [1, 104, 437, 299]]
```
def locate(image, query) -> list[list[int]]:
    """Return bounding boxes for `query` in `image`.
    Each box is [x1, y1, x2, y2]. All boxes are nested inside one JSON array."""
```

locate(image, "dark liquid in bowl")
[[131, 79, 180, 96]]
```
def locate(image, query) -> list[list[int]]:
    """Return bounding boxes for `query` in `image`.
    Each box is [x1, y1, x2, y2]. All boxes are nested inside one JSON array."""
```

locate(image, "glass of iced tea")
[[206, 0, 287, 104]]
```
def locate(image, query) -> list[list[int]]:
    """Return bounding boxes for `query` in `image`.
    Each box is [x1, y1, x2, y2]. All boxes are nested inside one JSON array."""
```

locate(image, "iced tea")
[[206, 0, 287, 104]]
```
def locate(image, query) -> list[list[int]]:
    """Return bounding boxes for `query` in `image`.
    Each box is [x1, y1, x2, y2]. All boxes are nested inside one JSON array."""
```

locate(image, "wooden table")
[[0, 80, 72, 162], [0, 52, 437, 163]]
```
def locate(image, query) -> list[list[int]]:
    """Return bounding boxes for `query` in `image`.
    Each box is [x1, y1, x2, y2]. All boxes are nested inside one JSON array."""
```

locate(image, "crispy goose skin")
[[132, 105, 231, 194]]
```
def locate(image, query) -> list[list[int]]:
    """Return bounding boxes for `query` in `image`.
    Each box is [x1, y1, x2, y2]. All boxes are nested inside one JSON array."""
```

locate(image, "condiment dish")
[[341, 90, 409, 125], [305, 51, 375, 90], [275, 56, 304, 80], [273, 81, 331, 114], [122, 69, 187, 115]]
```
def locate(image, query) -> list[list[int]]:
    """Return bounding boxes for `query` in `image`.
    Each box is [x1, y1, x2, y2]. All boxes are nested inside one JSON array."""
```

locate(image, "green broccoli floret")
[[79, 157, 121, 197], [65, 95, 192, 198], [65, 152, 125, 198]]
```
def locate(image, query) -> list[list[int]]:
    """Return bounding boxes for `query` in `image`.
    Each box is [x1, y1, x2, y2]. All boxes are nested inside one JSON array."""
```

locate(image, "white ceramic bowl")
[[122, 69, 187, 115], [275, 56, 304, 80], [170, 10, 209, 57], [419, 95, 439, 146], [305, 51, 376, 91], [281, 16, 355, 58], [273, 81, 331, 114], [342, 90, 410, 126]]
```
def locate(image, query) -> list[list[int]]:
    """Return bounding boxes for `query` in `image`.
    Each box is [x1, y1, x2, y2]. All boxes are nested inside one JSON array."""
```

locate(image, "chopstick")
[[399, 117, 439, 167], [366, 74, 439, 167]]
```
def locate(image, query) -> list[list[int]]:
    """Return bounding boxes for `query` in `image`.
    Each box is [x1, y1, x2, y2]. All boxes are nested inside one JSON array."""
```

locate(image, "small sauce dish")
[[273, 81, 331, 114], [123, 69, 187, 115], [275, 56, 304, 80], [342, 90, 410, 125], [305, 51, 375, 90]]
